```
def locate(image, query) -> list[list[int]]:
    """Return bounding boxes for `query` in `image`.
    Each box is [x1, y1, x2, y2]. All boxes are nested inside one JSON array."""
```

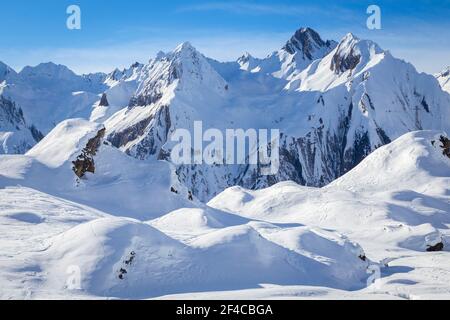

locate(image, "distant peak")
[[438, 66, 450, 77], [0, 61, 16, 78], [342, 33, 360, 42], [20, 62, 75, 77], [237, 52, 254, 63], [331, 33, 383, 74], [156, 51, 166, 60], [282, 27, 336, 59], [174, 41, 196, 53], [130, 62, 142, 69]]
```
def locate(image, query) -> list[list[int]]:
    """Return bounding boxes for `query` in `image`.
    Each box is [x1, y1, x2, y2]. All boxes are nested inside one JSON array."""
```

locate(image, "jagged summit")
[[0, 61, 16, 81], [239, 26, 337, 79], [174, 41, 196, 53], [330, 33, 383, 74], [282, 27, 337, 59], [436, 66, 450, 93]]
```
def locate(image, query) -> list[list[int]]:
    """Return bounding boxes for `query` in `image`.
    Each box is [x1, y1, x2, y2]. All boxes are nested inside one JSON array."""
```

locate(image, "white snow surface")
[[1, 27, 450, 300], [0, 128, 449, 299], [436, 66, 450, 94]]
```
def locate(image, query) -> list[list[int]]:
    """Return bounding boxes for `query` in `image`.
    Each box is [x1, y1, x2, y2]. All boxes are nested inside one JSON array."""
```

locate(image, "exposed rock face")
[[440, 135, 450, 158], [72, 128, 106, 178], [102, 31, 450, 202], [331, 49, 361, 74], [99, 93, 109, 107], [0, 96, 27, 128], [331, 36, 362, 74], [108, 106, 171, 160], [436, 66, 450, 93], [0, 95, 42, 154], [427, 242, 444, 252], [283, 27, 335, 59]]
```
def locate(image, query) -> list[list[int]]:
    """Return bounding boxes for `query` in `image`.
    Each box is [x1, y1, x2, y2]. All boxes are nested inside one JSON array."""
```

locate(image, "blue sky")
[[0, 0, 449, 74]]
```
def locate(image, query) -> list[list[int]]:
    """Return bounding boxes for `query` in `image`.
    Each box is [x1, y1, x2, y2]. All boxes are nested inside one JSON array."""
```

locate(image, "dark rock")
[[282, 27, 333, 59], [29, 125, 44, 142], [331, 45, 361, 74], [72, 128, 106, 179], [99, 93, 109, 107], [427, 242, 444, 252], [421, 97, 430, 113], [439, 136, 450, 158]]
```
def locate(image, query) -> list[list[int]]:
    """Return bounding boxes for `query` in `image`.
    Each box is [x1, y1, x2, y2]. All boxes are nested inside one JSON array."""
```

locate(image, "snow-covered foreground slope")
[[0, 129, 449, 299], [0, 118, 194, 219], [206, 131, 450, 299]]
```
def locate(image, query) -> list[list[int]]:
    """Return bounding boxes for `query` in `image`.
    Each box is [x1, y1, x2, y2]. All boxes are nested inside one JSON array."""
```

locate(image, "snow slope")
[[1, 26, 450, 300], [102, 29, 450, 202], [0, 130, 449, 299], [0, 118, 194, 219], [0, 95, 41, 154], [436, 66, 450, 94], [207, 131, 450, 298], [0, 62, 108, 135], [238, 27, 337, 79]]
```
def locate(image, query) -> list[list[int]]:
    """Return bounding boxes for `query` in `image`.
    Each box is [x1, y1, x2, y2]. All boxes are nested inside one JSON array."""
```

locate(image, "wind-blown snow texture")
[[0, 27, 449, 300]]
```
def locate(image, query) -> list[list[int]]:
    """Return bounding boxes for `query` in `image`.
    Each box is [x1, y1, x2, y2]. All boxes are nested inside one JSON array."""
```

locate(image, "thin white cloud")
[[0, 31, 291, 74], [176, 1, 356, 18]]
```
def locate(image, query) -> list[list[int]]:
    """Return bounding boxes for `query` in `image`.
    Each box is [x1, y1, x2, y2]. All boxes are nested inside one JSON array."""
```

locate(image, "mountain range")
[[2, 28, 449, 202], [0, 26, 449, 299]]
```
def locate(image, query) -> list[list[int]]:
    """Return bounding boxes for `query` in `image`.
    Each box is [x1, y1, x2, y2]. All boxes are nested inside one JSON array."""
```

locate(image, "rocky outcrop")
[[440, 135, 450, 159], [72, 128, 106, 178], [108, 106, 171, 160], [427, 242, 444, 252], [425, 232, 445, 252], [99, 93, 109, 107], [331, 47, 361, 74], [0, 96, 41, 154], [283, 27, 335, 59]]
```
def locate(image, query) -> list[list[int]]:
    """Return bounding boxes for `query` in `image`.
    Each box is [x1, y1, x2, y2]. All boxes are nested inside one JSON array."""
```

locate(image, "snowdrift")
[[0, 118, 194, 219], [34, 216, 370, 299]]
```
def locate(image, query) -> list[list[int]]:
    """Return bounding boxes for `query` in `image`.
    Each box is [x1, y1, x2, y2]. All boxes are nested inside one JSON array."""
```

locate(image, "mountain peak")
[[0, 61, 16, 80], [342, 32, 360, 42], [330, 33, 383, 74], [237, 52, 255, 64], [19, 62, 77, 79], [438, 66, 450, 77], [174, 41, 196, 54], [282, 27, 336, 59]]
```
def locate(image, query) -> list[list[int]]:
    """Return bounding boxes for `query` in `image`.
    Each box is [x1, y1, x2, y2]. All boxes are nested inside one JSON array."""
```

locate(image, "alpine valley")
[[0, 27, 449, 300]]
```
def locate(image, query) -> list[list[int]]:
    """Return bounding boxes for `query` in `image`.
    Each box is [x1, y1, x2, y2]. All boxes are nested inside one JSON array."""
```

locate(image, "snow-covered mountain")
[[436, 66, 450, 93], [101, 28, 450, 201], [90, 62, 145, 123], [0, 118, 195, 219], [0, 96, 42, 154], [238, 27, 337, 79], [0, 128, 449, 299], [1, 26, 450, 299], [0, 62, 108, 138]]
